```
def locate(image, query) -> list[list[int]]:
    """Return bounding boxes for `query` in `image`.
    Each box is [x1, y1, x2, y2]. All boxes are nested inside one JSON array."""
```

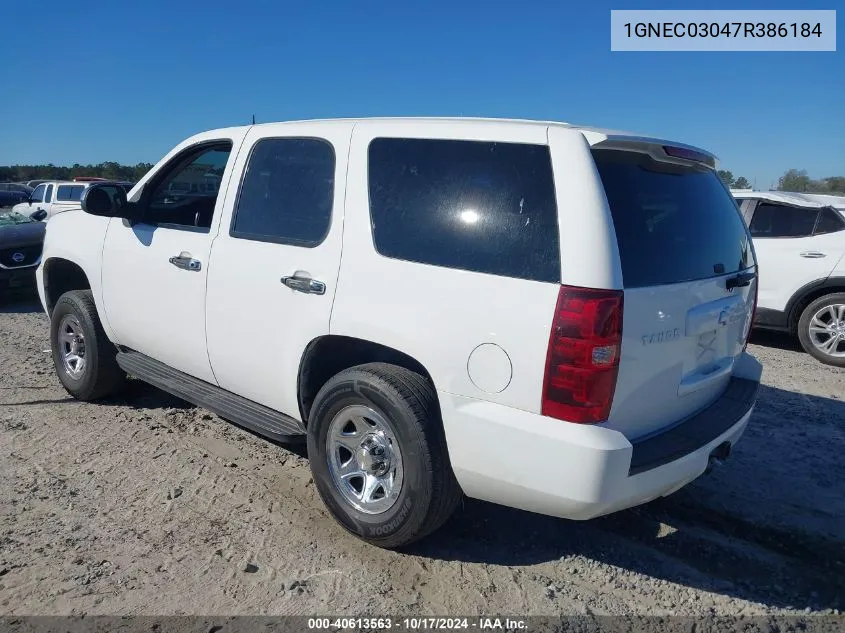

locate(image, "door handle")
[[800, 251, 827, 258], [169, 252, 202, 271], [281, 274, 326, 295]]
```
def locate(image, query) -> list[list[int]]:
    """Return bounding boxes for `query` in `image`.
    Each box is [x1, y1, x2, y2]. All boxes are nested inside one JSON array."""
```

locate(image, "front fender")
[[37, 211, 115, 340]]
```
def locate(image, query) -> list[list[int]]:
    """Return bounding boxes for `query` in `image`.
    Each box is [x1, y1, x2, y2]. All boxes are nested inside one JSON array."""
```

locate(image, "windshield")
[[0, 212, 35, 226]]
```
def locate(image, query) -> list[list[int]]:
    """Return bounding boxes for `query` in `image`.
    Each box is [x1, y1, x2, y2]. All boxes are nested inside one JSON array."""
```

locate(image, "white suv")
[[36, 118, 762, 547], [733, 191, 845, 366]]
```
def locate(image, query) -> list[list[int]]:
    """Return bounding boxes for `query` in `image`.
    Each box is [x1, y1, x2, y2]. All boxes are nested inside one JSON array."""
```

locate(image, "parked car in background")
[[36, 118, 761, 547], [24, 179, 49, 189], [1, 183, 33, 194], [11, 181, 93, 221], [733, 191, 845, 366], [0, 183, 33, 208], [0, 208, 48, 293]]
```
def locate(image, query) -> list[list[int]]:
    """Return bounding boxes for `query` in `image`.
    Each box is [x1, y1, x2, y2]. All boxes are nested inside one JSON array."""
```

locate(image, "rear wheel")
[[306, 363, 462, 548], [797, 293, 845, 367], [50, 290, 126, 400]]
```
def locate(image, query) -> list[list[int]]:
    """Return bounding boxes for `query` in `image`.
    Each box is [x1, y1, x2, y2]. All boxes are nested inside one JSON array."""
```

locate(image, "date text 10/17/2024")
[[307, 618, 528, 630]]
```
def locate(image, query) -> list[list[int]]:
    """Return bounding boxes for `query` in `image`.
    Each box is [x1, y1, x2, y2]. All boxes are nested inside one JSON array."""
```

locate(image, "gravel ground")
[[0, 286, 843, 617]]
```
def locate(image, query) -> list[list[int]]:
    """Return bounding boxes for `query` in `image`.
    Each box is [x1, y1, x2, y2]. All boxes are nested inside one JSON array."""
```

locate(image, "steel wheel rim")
[[326, 404, 404, 515], [58, 314, 87, 378], [808, 303, 845, 358]]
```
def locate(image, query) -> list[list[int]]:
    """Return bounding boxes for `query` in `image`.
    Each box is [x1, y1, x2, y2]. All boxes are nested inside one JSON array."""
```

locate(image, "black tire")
[[306, 363, 462, 548], [50, 290, 126, 400], [796, 292, 845, 367]]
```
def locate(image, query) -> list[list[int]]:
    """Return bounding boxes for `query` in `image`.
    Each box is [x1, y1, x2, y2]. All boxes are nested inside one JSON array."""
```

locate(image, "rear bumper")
[[440, 353, 762, 520]]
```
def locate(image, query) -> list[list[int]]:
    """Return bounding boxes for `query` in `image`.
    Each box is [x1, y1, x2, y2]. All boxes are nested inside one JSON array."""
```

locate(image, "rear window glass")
[[593, 150, 754, 288], [56, 185, 86, 201], [368, 138, 560, 283]]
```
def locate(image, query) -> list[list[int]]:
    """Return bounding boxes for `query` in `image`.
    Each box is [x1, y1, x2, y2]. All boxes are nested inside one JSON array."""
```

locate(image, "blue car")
[[0, 183, 33, 208]]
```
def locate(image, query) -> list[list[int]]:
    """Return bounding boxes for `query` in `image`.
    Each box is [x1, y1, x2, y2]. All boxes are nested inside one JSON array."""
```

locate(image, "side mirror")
[[29, 209, 48, 222], [80, 183, 137, 220]]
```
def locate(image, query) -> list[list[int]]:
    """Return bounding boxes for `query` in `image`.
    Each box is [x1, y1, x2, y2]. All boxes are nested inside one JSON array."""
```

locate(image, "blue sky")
[[2, 0, 842, 188]]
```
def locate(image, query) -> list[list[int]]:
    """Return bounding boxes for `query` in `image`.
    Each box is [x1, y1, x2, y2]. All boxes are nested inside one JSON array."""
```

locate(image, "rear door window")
[[368, 138, 560, 283], [593, 149, 754, 288], [231, 137, 335, 246], [748, 203, 818, 238]]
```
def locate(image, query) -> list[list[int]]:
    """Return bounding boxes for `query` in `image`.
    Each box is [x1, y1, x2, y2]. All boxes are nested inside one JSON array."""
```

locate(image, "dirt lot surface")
[[1, 288, 843, 617]]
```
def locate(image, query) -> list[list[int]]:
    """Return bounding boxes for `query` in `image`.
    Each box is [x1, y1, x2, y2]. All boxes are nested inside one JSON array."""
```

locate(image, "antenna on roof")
[[252, 114, 256, 125]]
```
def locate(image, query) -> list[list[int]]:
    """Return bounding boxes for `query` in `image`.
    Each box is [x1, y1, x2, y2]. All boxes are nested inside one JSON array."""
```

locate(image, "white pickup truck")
[[36, 118, 762, 547], [12, 181, 91, 221]]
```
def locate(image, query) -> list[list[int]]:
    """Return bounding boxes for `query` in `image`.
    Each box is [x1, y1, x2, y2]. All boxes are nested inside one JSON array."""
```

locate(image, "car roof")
[[35, 181, 92, 187], [732, 190, 845, 209], [192, 117, 718, 163]]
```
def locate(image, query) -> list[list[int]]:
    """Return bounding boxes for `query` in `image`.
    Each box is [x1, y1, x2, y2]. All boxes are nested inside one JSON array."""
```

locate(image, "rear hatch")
[[593, 146, 757, 440]]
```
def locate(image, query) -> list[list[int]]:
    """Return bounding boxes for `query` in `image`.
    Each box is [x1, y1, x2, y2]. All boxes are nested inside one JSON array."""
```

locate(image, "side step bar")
[[116, 350, 306, 443]]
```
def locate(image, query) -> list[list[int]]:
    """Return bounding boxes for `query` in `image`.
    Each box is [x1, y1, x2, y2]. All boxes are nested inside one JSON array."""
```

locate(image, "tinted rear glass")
[[593, 150, 754, 288], [815, 207, 845, 235], [368, 138, 560, 283], [56, 185, 86, 201], [232, 138, 335, 246]]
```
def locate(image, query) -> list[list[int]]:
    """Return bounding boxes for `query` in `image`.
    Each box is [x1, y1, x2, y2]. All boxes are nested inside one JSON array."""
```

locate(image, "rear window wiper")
[[725, 271, 756, 291]]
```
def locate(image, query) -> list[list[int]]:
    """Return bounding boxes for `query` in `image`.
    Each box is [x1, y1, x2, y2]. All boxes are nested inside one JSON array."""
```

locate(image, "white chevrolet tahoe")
[[36, 118, 763, 547]]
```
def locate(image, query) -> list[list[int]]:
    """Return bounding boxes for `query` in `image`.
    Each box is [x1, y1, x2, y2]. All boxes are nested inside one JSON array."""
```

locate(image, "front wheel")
[[50, 290, 126, 400], [306, 363, 462, 548], [797, 293, 845, 367]]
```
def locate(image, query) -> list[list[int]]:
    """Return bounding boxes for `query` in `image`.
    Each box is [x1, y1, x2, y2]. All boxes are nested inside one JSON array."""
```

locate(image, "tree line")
[[0, 162, 154, 184], [718, 168, 845, 195]]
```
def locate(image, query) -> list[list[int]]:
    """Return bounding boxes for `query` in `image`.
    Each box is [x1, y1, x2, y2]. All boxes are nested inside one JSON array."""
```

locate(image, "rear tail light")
[[542, 285, 623, 424]]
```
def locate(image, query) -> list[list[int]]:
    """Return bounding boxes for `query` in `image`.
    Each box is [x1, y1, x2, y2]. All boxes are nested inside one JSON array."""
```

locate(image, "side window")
[[30, 184, 46, 203], [144, 142, 232, 230], [368, 138, 560, 283], [749, 203, 819, 238], [814, 208, 845, 235], [231, 138, 335, 246], [44, 184, 54, 203], [56, 185, 86, 201]]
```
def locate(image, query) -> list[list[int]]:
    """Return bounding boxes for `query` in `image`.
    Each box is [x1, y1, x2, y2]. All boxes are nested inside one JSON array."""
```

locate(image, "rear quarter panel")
[[331, 121, 615, 413]]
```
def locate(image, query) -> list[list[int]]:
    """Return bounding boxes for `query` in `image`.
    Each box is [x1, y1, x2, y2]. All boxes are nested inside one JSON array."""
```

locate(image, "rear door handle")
[[800, 251, 827, 258], [281, 274, 326, 295], [169, 252, 202, 271]]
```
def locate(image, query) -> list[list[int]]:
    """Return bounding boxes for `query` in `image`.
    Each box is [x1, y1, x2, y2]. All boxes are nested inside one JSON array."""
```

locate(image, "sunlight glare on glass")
[[459, 209, 480, 224]]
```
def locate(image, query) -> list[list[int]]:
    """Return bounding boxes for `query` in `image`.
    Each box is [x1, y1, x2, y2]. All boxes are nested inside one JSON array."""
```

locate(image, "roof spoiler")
[[588, 134, 718, 170]]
